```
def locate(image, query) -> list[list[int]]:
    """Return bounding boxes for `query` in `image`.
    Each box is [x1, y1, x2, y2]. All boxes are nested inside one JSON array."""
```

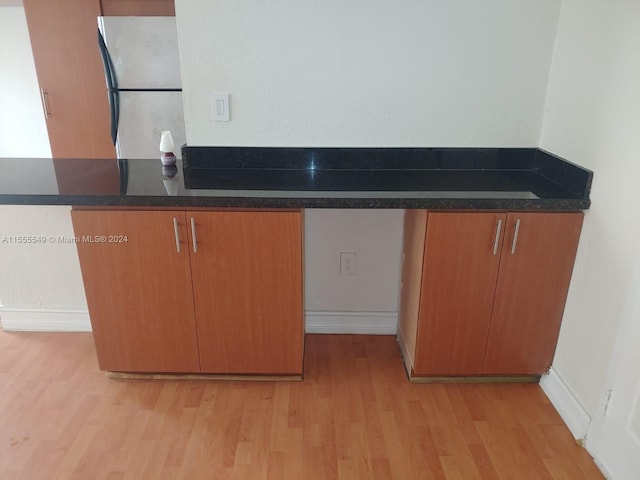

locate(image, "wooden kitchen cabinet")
[[398, 210, 583, 378], [23, 0, 116, 158], [72, 208, 304, 375], [412, 212, 505, 375], [188, 211, 304, 374], [483, 213, 584, 374], [71, 210, 200, 372]]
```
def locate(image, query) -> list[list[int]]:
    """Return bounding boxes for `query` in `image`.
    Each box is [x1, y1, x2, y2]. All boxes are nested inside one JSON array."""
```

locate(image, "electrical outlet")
[[340, 252, 356, 275]]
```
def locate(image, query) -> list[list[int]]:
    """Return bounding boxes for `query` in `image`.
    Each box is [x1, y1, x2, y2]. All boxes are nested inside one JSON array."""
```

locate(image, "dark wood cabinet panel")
[[71, 210, 200, 372], [23, 0, 116, 158], [100, 0, 175, 16], [413, 212, 506, 375], [188, 211, 304, 375], [482, 212, 583, 374]]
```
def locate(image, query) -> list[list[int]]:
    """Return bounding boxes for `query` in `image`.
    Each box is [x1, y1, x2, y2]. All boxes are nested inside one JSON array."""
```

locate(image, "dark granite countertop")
[[0, 147, 591, 210]]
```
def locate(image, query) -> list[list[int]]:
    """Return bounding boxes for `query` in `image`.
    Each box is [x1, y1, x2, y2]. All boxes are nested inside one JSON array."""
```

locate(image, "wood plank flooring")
[[0, 331, 603, 479]]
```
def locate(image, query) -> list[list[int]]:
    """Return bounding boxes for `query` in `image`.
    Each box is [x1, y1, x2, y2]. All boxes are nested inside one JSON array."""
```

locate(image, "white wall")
[[175, 0, 562, 322], [305, 209, 403, 312], [0, 206, 87, 308], [176, 0, 560, 148], [0, 7, 87, 313], [539, 0, 640, 417], [0, 6, 49, 156]]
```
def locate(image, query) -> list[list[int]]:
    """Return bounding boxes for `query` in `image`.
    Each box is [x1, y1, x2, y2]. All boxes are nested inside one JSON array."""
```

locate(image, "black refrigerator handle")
[[117, 158, 129, 195], [97, 29, 119, 146]]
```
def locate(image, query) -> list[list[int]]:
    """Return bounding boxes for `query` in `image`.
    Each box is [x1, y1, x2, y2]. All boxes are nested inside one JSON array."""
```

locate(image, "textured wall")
[[539, 0, 640, 415], [304, 209, 403, 312], [176, 0, 560, 148]]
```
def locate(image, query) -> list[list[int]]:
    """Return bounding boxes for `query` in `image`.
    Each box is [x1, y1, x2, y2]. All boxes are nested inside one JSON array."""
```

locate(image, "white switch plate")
[[213, 93, 230, 122]]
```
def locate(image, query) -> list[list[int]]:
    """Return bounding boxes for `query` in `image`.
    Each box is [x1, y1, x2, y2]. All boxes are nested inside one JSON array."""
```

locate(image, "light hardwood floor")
[[0, 331, 603, 479]]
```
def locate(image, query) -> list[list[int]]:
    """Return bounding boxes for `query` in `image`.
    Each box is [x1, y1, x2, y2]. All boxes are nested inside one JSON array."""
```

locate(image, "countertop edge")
[[0, 194, 590, 211]]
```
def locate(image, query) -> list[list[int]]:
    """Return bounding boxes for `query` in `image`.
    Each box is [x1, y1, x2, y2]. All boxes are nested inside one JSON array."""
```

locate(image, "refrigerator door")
[[98, 16, 181, 89], [116, 91, 185, 159]]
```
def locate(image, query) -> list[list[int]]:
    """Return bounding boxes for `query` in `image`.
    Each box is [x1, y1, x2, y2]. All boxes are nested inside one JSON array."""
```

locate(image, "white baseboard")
[[0, 307, 92, 332], [1, 308, 397, 335], [539, 367, 592, 440], [588, 453, 612, 480], [305, 311, 397, 334]]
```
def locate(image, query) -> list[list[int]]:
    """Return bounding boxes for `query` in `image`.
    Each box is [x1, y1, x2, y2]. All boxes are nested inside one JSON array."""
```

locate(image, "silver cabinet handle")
[[511, 218, 521, 254], [492, 219, 503, 255], [40, 88, 51, 118], [173, 217, 181, 253], [190, 217, 197, 253]]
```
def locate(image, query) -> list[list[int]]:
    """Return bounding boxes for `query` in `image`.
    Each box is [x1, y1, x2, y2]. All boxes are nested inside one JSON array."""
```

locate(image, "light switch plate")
[[213, 93, 230, 122]]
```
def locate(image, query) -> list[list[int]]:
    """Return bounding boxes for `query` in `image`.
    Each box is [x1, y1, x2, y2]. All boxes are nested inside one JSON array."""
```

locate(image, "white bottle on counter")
[[159, 130, 176, 165]]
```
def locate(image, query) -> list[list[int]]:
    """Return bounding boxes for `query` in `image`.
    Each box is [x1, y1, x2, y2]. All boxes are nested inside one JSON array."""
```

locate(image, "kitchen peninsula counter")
[[0, 147, 591, 210], [0, 147, 593, 378]]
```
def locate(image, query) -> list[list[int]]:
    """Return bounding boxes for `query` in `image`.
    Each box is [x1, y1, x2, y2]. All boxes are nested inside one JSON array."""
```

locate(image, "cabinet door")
[[23, 0, 115, 158], [414, 212, 506, 375], [71, 210, 200, 372], [187, 211, 304, 374], [483, 212, 583, 374]]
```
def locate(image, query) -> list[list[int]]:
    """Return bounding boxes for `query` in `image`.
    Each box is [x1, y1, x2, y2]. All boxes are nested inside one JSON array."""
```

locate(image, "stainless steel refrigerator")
[[97, 16, 186, 159]]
